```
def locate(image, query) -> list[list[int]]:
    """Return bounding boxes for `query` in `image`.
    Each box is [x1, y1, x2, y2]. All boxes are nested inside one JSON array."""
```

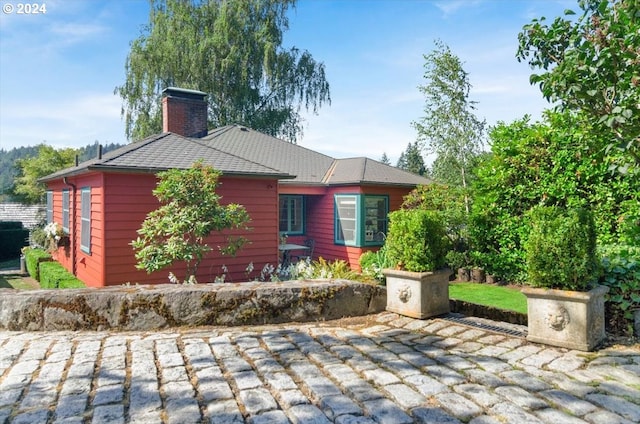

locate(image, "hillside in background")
[[0, 142, 124, 202]]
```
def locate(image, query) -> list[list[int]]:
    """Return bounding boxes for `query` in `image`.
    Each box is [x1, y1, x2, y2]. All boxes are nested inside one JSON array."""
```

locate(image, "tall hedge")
[[470, 111, 640, 282], [0, 221, 29, 261], [23, 248, 52, 281]]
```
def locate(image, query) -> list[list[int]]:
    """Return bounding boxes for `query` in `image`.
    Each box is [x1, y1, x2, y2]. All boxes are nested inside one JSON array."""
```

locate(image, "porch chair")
[[292, 238, 315, 263]]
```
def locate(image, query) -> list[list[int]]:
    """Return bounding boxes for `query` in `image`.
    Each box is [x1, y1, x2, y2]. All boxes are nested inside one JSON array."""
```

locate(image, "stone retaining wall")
[[0, 280, 386, 331]]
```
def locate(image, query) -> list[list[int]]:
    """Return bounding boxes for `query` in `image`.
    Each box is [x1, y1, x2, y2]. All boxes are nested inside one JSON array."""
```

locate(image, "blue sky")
[[0, 0, 573, 164]]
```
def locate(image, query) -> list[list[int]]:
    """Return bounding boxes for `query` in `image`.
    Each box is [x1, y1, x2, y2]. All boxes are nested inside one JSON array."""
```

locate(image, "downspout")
[[63, 176, 77, 276]]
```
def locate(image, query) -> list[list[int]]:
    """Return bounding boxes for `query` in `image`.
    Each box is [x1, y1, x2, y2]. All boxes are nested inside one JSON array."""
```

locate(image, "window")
[[46, 191, 53, 224], [335, 195, 358, 245], [62, 189, 70, 233], [80, 187, 91, 253], [335, 194, 388, 247], [279, 195, 304, 235], [364, 196, 388, 243]]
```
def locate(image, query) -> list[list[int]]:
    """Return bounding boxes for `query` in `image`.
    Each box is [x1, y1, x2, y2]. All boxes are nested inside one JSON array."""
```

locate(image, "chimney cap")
[[162, 87, 207, 100]]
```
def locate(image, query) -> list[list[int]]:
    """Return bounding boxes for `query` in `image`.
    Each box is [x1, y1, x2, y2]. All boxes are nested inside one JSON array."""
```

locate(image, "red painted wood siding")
[[47, 173, 105, 287], [283, 184, 415, 271], [47, 172, 279, 287], [99, 173, 280, 286]]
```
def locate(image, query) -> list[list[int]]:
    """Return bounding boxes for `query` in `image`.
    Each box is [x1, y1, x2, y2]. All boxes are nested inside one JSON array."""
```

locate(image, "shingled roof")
[[41, 124, 431, 188], [40, 132, 292, 182], [202, 125, 431, 187]]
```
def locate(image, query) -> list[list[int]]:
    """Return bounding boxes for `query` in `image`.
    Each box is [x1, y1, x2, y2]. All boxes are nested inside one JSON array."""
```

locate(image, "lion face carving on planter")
[[545, 304, 570, 331]]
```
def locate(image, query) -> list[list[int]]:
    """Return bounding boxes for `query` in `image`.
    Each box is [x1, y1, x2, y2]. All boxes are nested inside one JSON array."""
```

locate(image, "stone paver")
[[0, 312, 638, 423]]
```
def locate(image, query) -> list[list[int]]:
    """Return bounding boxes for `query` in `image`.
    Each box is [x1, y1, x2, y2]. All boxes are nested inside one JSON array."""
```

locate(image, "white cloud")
[[0, 92, 126, 149]]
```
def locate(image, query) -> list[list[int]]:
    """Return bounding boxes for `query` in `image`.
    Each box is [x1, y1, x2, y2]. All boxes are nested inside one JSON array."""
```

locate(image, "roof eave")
[[40, 165, 295, 181]]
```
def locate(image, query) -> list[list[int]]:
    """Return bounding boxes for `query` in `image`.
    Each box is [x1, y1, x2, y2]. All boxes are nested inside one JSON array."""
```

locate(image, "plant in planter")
[[522, 205, 607, 351], [383, 209, 451, 318]]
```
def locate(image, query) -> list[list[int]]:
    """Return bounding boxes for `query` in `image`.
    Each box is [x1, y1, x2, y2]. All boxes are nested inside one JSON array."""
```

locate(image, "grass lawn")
[[449, 282, 528, 314], [0, 274, 40, 290], [0, 258, 40, 290]]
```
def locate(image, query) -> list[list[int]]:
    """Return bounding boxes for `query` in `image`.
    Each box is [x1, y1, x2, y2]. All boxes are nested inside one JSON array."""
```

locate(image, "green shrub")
[[385, 209, 449, 272], [403, 184, 470, 272], [599, 244, 640, 336], [39, 261, 85, 289], [0, 221, 23, 230], [0, 222, 29, 261], [23, 247, 52, 281], [359, 245, 391, 283], [525, 206, 599, 290], [30, 226, 48, 249]]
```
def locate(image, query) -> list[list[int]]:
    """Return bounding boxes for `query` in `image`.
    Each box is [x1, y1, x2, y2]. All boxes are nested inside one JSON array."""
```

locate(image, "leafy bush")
[[39, 261, 85, 289], [359, 246, 391, 283], [403, 184, 470, 269], [599, 244, 640, 336], [385, 209, 449, 272], [525, 206, 599, 291], [23, 247, 52, 281], [470, 113, 639, 283]]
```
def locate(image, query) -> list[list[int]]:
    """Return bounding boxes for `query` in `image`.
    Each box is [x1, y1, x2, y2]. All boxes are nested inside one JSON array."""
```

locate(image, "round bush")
[[385, 209, 449, 272]]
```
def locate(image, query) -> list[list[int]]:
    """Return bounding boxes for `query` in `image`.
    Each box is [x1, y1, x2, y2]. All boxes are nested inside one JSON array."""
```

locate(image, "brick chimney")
[[162, 87, 208, 138]]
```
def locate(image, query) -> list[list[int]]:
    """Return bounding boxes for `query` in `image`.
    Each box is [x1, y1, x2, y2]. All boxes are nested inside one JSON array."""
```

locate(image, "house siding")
[[47, 172, 279, 287], [101, 173, 281, 286], [284, 184, 413, 271]]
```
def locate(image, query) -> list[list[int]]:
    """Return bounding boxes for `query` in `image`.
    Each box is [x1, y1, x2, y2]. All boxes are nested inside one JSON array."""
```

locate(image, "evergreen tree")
[[397, 142, 426, 176]]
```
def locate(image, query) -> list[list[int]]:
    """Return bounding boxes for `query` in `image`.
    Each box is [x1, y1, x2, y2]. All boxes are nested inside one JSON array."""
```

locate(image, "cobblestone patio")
[[1, 312, 639, 423]]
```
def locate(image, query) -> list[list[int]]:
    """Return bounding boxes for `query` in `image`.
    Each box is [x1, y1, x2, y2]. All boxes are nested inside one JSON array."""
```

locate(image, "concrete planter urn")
[[383, 268, 451, 319], [522, 285, 609, 351]]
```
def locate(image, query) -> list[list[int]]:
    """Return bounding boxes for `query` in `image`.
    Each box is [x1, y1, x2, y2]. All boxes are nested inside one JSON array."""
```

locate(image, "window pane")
[[364, 196, 388, 243], [46, 191, 53, 224], [336, 195, 357, 244], [62, 190, 70, 232], [290, 197, 303, 233], [279, 195, 304, 234], [81, 188, 91, 253]]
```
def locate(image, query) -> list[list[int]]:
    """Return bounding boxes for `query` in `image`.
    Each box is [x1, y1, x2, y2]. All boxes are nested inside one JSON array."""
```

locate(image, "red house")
[[41, 88, 431, 287]]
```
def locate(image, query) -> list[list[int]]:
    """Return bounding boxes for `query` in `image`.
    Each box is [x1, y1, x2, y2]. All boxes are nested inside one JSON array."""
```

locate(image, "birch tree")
[[413, 40, 485, 213]]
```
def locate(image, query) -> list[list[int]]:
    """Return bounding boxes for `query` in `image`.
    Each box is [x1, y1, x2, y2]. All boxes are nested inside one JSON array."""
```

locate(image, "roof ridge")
[[205, 125, 236, 139], [100, 133, 172, 164], [189, 136, 286, 175], [322, 160, 339, 184]]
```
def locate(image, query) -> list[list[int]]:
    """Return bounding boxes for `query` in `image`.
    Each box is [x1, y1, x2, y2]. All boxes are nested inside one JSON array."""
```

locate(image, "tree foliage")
[[413, 40, 485, 212], [470, 111, 640, 282], [116, 0, 330, 143], [7, 142, 125, 204], [379, 152, 391, 165], [517, 0, 640, 171], [12, 145, 78, 204], [131, 162, 251, 282], [396, 142, 426, 176]]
